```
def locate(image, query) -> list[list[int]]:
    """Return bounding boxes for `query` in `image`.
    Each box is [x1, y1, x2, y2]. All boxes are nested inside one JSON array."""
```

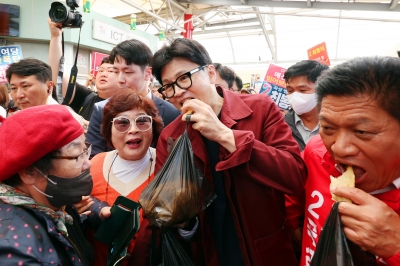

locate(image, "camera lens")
[[49, 2, 68, 23], [53, 6, 67, 21], [49, 1, 84, 28]]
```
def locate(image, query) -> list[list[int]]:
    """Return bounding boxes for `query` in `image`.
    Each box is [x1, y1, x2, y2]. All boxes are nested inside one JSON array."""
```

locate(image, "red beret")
[[0, 105, 84, 181]]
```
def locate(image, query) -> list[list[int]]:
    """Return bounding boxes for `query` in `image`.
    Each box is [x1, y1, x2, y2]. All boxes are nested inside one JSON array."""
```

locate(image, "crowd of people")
[[0, 15, 400, 266]]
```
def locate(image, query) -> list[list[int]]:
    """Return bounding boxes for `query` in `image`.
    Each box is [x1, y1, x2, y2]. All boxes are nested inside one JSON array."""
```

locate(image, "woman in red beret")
[[0, 104, 111, 265], [81, 90, 163, 266]]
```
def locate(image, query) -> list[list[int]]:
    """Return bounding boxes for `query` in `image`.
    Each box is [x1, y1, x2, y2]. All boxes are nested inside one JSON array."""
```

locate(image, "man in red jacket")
[[286, 56, 400, 265], [150, 38, 307, 266]]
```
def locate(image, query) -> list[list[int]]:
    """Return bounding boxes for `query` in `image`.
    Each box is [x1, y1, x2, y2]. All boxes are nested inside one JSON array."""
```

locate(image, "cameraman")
[[48, 18, 117, 122]]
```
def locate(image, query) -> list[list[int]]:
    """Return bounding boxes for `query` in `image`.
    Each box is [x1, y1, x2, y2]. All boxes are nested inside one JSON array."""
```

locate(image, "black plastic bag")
[[139, 116, 216, 231], [310, 202, 376, 266], [161, 230, 196, 266]]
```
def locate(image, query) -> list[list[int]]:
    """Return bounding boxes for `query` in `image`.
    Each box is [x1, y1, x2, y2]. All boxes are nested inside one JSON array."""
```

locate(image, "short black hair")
[[101, 56, 111, 65], [109, 39, 153, 71], [213, 63, 235, 88], [152, 38, 212, 85], [316, 56, 400, 122], [6, 58, 52, 84], [284, 60, 328, 83], [234, 75, 243, 90]]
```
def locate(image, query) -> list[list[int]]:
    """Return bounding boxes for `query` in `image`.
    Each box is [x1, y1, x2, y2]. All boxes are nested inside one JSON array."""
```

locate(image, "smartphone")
[[95, 196, 140, 245]]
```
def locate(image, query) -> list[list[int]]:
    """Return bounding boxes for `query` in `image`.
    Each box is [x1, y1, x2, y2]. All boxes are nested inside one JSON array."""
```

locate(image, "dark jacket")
[[86, 94, 180, 158], [284, 109, 306, 151], [152, 89, 307, 265], [0, 203, 98, 265]]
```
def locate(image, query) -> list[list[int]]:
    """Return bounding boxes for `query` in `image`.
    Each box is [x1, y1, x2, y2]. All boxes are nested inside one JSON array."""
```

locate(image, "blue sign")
[[259, 81, 290, 110], [0, 45, 23, 83]]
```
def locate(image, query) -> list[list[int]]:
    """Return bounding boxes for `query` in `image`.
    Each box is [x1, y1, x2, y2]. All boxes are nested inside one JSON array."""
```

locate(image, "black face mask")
[[34, 169, 93, 208]]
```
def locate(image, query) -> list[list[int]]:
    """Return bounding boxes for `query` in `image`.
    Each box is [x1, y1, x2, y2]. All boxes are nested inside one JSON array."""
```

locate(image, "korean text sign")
[[0, 45, 23, 83], [307, 42, 330, 66], [259, 63, 290, 111], [264, 63, 286, 89]]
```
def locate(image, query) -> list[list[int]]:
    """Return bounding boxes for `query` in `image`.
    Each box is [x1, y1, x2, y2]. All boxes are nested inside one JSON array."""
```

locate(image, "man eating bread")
[[285, 56, 400, 266]]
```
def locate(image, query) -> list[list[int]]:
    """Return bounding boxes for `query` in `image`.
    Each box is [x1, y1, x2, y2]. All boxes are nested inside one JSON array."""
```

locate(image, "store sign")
[[307, 42, 330, 66], [0, 45, 23, 83], [92, 20, 149, 46]]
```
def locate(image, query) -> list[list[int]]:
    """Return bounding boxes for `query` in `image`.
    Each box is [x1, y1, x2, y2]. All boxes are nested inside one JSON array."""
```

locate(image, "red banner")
[[264, 63, 287, 89], [307, 42, 330, 66], [91, 51, 109, 77]]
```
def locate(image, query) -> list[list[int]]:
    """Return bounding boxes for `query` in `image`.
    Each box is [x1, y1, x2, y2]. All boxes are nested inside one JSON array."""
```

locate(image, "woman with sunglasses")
[[0, 105, 111, 265], [85, 90, 163, 266]]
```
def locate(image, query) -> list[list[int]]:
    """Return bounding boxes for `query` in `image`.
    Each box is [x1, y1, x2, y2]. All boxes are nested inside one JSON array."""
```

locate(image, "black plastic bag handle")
[[186, 114, 191, 130]]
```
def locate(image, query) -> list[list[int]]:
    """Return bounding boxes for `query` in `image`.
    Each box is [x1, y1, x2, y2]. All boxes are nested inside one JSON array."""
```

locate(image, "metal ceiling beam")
[[166, 25, 270, 37], [121, 0, 186, 32], [216, 8, 400, 22], [145, 0, 165, 31], [180, 7, 220, 25], [253, 7, 276, 62], [389, 0, 400, 10], [113, 6, 220, 25], [227, 32, 237, 63], [169, 0, 187, 12], [193, 12, 220, 29], [169, 0, 213, 25], [275, 8, 316, 15], [116, 15, 260, 29], [206, 18, 258, 27], [268, 7, 278, 63], [178, 0, 400, 12], [193, 30, 266, 39], [167, 0, 176, 22], [335, 10, 342, 59], [114, 10, 180, 24]]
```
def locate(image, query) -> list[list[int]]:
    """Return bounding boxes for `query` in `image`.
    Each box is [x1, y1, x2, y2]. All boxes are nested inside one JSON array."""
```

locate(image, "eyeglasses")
[[158, 65, 207, 98], [50, 142, 92, 169], [112, 115, 153, 133]]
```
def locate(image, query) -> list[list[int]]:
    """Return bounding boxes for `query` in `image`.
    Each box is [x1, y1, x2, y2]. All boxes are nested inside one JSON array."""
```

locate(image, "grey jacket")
[[284, 109, 306, 151]]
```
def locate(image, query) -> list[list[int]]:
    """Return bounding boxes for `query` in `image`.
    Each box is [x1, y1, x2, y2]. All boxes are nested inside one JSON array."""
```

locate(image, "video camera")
[[49, 0, 83, 29]]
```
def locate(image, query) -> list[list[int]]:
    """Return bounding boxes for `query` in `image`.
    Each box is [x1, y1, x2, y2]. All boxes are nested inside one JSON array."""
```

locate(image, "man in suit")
[[148, 38, 307, 266], [86, 39, 180, 158]]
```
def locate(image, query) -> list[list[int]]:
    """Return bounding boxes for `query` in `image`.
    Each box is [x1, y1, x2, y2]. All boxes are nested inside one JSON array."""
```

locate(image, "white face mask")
[[287, 92, 317, 115]]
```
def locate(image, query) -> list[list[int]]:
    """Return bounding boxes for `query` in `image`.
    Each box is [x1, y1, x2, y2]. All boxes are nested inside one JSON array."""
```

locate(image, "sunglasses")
[[112, 115, 153, 133]]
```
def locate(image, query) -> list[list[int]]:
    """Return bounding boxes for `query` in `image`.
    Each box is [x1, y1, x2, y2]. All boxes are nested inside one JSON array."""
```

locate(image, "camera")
[[49, 0, 84, 29]]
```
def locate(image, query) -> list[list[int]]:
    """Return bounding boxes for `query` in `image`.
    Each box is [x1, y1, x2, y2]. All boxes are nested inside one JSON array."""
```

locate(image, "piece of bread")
[[330, 166, 355, 203]]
